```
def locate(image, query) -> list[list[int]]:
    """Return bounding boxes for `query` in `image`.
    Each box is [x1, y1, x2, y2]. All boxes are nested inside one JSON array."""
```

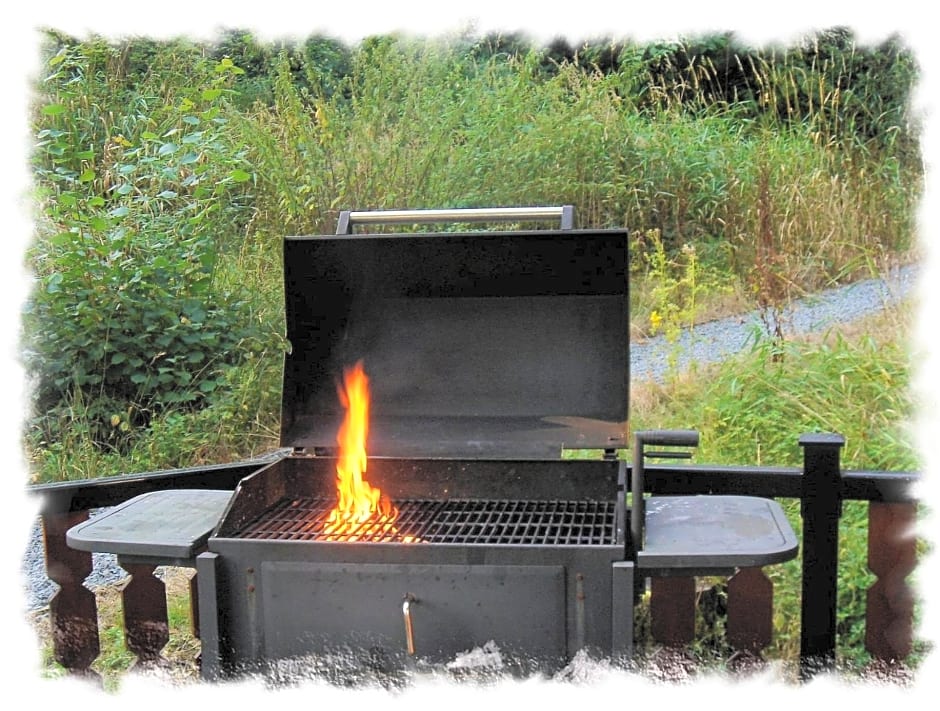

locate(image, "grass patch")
[[630, 300, 923, 669], [631, 301, 918, 470]]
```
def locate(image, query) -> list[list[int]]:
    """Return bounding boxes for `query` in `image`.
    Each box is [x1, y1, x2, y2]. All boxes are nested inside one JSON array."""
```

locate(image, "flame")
[[321, 361, 404, 542]]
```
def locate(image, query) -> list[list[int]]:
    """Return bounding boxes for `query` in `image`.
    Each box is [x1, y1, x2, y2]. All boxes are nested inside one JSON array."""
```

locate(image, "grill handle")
[[402, 593, 417, 656], [629, 430, 700, 556], [635, 429, 700, 448], [336, 206, 575, 234]]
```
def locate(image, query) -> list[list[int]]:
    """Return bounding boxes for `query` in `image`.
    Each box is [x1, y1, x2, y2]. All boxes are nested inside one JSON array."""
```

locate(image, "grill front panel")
[[234, 497, 618, 545]]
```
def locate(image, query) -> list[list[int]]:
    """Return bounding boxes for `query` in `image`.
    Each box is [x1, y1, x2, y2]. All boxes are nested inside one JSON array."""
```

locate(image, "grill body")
[[61, 214, 799, 679], [194, 221, 635, 678], [198, 456, 633, 676]]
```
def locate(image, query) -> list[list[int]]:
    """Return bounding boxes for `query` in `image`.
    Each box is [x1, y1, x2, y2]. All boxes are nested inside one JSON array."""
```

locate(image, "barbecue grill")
[[66, 206, 799, 681]]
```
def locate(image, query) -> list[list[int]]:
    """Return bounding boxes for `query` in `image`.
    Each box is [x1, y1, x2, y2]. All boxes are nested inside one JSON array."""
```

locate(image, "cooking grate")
[[234, 497, 617, 545]]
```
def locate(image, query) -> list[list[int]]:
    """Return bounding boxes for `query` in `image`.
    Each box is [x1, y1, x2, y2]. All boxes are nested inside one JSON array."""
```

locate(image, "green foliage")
[[209, 30, 353, 109], [713, 333, 914, 470], [25, 29, 921, 475], [28, 353, 283, 481], [635, 319, 917, 471], [26, 36, 268, 455], [630, 306, 919, 667], [623, 28, 919, 156]]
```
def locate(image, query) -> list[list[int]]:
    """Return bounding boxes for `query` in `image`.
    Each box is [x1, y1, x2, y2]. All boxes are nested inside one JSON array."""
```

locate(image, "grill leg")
[[196, 552, 223, 681], [611, 562, 635, 659]]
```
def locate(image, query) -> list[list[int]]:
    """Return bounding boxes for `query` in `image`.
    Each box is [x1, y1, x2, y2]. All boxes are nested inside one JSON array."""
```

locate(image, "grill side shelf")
[[65, 489, 233, 565]]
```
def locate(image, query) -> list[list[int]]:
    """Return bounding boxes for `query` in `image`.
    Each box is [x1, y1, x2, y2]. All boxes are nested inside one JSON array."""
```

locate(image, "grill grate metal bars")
[[234, 498, 618, 545]]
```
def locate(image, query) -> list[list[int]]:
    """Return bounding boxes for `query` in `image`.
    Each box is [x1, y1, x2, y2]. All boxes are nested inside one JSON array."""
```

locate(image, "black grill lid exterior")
[[280, 228, 629, 459]]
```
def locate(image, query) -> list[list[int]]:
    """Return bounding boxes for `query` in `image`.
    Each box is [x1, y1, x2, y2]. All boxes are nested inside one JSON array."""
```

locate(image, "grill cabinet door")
[[260, 562, 567, 666]]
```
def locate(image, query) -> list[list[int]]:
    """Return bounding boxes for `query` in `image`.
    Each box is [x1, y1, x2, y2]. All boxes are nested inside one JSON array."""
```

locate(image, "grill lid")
[[280, 224, 629, 459]]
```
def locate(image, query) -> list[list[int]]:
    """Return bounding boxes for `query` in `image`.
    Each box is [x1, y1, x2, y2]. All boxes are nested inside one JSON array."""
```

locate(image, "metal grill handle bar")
[[336, 206, 575, 233]]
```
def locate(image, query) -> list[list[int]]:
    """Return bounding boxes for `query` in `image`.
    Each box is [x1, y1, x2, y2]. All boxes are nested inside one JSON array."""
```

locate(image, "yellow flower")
[[650, 310, 663, 333], [314, 103, 328, 129]]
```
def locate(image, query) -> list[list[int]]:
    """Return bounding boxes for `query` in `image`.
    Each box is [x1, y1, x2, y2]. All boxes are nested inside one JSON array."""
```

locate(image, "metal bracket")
[[629, 430, 700, 558]]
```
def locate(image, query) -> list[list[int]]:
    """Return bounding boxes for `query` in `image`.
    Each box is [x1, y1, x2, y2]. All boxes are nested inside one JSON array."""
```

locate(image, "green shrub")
[[26, 38, 265, 454]]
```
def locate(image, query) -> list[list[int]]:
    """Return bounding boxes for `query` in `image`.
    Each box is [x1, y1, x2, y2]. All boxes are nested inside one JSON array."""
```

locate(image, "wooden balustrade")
[[41, 511, 100, 679], [865, 501, 917, 661], [120, 563, 170, 666], [646, 568, 773, 658]]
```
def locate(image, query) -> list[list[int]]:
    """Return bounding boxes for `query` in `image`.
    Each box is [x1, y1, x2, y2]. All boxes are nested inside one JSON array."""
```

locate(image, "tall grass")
[[235, 36, 920, 282]]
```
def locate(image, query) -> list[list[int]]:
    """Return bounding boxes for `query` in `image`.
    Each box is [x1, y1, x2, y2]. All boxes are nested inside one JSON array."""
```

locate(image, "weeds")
[[27, 39, 269, 459], [634, 228, 735, 377], [630, 302, 920, 665]]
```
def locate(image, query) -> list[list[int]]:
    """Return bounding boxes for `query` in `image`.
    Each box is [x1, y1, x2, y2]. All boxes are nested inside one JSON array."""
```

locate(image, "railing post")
[[649, 576, 696, 646], [120, 562, 170, 666], [727, 567, 773, 655], [798, 432, 845, 680], [866, 501, 917, 662], [41, 511, 101, 680]]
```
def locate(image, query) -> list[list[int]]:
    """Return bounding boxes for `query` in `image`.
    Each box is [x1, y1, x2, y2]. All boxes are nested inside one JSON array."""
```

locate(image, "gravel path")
[[20, 263, 920, 610], [631, 263, 918, 383]]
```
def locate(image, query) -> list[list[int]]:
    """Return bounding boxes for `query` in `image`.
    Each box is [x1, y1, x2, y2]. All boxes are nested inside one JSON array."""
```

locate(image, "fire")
[[321, 361, 404, 541]]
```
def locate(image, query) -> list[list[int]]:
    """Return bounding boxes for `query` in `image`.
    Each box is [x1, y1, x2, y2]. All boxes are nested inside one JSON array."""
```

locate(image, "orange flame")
[[322, 361, 401, 541]]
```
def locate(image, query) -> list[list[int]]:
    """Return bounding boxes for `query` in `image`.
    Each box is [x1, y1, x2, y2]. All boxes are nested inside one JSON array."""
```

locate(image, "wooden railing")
[[27, 435, 919, 682]]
